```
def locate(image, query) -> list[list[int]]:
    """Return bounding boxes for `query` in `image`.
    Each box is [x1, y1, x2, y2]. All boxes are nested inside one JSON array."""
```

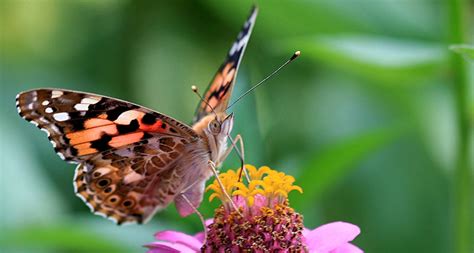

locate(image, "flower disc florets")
[[203, 165, 306, 252]]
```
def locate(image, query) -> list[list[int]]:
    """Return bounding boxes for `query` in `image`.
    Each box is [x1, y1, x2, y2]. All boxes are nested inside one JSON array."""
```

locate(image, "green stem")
[[448, 0, 472, 252]]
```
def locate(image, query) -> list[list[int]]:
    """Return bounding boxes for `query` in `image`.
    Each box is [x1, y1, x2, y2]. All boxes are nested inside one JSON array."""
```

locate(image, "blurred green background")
[[1, 1, 473, 252]]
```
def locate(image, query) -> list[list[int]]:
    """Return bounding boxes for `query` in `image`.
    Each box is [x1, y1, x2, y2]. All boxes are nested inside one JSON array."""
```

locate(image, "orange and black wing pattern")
[[16, 88, 202, 224], [16, 88, 197, 163], [193, 6, 258, 122]]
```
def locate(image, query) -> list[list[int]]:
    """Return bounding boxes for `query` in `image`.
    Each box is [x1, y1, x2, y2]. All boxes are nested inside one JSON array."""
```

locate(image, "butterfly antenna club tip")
[[191, 85, 198, 93], [290, 50, 301, 61]]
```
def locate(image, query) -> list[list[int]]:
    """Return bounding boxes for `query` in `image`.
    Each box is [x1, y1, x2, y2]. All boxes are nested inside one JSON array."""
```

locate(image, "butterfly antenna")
[[192, 85, 219, 119], [226, 50, 301, 110]]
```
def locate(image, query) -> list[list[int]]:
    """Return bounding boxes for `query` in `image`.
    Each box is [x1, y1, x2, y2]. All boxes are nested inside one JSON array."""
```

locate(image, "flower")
[[145, 165, 363, 252]]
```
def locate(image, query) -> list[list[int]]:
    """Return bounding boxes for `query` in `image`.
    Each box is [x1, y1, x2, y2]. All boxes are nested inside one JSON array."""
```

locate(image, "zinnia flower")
[[145, 165, 363, 252]]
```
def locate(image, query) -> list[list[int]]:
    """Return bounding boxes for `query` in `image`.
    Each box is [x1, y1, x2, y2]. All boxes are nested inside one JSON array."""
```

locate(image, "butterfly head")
[[193, 112, 233, 164], [206, 112, 234, 137]]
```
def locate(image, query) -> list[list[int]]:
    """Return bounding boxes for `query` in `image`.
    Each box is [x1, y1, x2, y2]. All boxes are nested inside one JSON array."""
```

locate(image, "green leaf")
[[292, 126, 404, 211], [449, 44, 474, 60], [277, 35, 446, 83]]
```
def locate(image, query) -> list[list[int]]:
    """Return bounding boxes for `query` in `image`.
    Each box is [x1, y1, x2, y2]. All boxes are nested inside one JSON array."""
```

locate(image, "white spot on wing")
[[42, 100, 50, 106], [45, 107, 54, 113], [73, 166, 81, 193], [84, 201, 94, 212], [57, 152, 66, 160], [95, 211, 107, 218], [51, 90, 63, 98], [50, 140, 57, 147], [229, 33, 250, 56], [53, 112, 70, 121], [81, 97, 101, 104], [74, 103, 90, 111], [40, 128, 51, 137], [123, 170, 145, 184], [75, 189, 85, 200], [94, 167, 111, 175], [106, 216, 120, 224], [115, 110, 144, 124]]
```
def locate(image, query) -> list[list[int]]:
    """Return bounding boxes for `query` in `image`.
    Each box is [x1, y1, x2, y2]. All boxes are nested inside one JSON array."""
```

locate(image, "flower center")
[[203, 165, 307, 252]]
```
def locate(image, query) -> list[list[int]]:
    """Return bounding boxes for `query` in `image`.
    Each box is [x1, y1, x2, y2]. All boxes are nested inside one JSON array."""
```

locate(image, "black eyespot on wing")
[[97, 178, 110, 187]]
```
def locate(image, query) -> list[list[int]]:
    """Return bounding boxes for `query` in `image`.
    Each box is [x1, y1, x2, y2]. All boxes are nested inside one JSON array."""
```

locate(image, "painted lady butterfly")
[[16, 6, 258, 225]]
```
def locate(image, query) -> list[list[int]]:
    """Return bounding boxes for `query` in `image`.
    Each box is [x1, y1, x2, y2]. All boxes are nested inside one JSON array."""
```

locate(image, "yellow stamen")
[[206, 165, 303, 206]]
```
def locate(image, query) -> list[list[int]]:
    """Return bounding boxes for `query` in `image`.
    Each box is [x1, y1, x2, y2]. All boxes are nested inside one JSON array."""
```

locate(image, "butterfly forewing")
[[193, 6, 258, 122], [17, 89, 197, 162]]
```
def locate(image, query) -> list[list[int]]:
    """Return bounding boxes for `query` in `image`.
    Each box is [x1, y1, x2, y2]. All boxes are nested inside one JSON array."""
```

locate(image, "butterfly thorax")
[[191, 112, 233, 167]]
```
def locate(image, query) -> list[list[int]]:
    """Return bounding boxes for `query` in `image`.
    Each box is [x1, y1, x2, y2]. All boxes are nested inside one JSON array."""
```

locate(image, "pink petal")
[[304, 222, 361, 253], [330, 243, 363, 253], [194, 232, 205, 243], [194, 219, 214, 242], [154, 230, 202, 250], [205, 219, 214, 226], [144, 241, 195, 253], [303, 227, 311, 235]]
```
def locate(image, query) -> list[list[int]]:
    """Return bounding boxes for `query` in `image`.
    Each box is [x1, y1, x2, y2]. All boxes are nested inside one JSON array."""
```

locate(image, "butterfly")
[[16, 6, 258, 225]]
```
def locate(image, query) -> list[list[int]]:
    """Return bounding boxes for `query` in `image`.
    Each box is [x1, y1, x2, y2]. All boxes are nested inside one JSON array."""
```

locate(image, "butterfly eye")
[[209, 120, 221, 134]]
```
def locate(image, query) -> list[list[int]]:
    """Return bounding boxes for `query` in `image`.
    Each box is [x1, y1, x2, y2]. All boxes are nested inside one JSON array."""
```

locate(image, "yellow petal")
[[290, 185, 303, 193]]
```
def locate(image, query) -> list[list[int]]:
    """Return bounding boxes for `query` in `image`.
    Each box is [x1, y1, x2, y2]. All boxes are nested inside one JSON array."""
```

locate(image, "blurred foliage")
[[1, 1, 472, 253], [450, 44, 474, 60]]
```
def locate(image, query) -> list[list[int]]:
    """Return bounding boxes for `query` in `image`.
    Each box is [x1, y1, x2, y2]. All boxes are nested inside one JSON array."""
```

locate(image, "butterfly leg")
[[208, 160, 242, 215], [179, 193, 208, 244], [223, 134, 251, 182]]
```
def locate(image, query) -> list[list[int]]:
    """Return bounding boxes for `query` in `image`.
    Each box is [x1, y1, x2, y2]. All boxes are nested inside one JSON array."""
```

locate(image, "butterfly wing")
[[17, 88, 197, 162], [16, 88, 206, 224], [73, 134, 206, 224], [193, 6, 258, 122]]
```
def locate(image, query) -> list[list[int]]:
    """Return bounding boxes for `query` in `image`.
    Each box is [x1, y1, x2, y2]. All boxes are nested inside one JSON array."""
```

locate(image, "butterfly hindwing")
[[16, 89, 197, 162], [193, 6, 258, 122], [73, 134, 195, 224]]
